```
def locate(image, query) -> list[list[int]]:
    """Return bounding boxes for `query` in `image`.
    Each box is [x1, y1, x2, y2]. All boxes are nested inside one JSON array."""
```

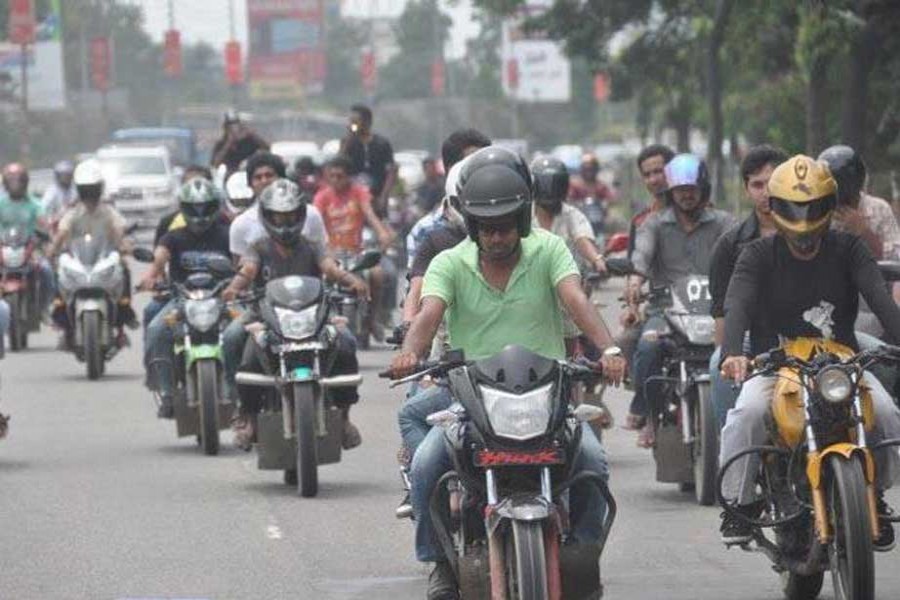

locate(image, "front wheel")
[[781, 570, 825, 600], [692, 382, 718, 506], [6, 293, 23, 352], [293, 383, 318, 497], [506, 520, 549, 600], [195, 359, 220, 456], [83, 311, 103, 380], [828, 455, 874, 600]]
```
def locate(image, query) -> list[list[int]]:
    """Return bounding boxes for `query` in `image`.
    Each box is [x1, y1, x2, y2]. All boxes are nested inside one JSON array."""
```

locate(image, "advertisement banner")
[[163, 29, 182, 78], [8, 0, 35, 45], [247, 0, 326, 101], [0, 0, 66, 110], [500, 5, 571, 103]]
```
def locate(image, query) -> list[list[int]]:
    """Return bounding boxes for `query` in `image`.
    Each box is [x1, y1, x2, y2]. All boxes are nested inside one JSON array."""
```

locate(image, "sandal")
[[636, 423, 655, 449]]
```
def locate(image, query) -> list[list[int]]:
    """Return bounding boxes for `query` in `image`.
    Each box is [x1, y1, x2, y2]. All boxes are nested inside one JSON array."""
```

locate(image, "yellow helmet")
[[768, 155, 837, 253]]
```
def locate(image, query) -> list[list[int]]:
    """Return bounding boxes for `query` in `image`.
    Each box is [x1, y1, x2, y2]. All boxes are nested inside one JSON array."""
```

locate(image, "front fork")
[[278, 351, 325, 440]]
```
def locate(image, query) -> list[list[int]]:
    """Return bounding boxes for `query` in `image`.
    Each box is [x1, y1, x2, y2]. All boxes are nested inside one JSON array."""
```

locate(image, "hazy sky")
[[128, 0, 479, 59]]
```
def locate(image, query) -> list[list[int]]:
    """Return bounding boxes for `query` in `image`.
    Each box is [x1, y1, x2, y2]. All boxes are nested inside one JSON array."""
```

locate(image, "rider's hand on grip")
[[721, 355, 751, 383], [599, 354, 626, 386], [388, 351, 419, 379]]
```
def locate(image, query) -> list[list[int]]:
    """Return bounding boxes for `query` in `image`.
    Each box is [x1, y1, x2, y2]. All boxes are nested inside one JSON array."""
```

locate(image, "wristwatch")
[[602, 345, 623, 357]]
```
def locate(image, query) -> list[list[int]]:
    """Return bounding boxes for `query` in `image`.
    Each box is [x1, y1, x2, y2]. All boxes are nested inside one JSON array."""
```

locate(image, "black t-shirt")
[[154, 210, 180, 246], [722, 231, 900, 357], [247, 235, 322, 282], [708, 212, 760, 318], [212, 132, 268, 172], [409, 222, 466, 279], [341, 133, 394, 197], [159, 221, 231, 283], [415, 179, 445, 214]]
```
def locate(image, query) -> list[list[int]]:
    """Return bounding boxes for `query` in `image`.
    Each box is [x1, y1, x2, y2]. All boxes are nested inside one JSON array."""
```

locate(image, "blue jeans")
[[222, 311, 252, 402], [410, 422, 610, 562], [398, 383, 453, 455], [630, 331, 664, 417], [709, 346, 739, 429], [36, 258, 55, 311], [142, 296, 167, 352], [0, 298, 9, 334], [144, 299, 179, 395]]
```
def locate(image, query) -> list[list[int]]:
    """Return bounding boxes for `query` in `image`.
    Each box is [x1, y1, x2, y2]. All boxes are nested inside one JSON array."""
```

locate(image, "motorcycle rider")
[[41, 160, 77, 227], [46, 159, 138, 343], [339, 103, 398, 217], [314, 154, 396, 340], [210, 110, 270, 175], [388, 147, 627, 599], [568, 152, 616, 204], [222, 152, 330, 410], [223, 171, 254, 219], [718, 154, 900, 550], [708, 145, 788, 427], [138, 179, 231, 418], [0, 162, 56, 316], [625, 154, 735, 446], [222, 179, 368, 450]]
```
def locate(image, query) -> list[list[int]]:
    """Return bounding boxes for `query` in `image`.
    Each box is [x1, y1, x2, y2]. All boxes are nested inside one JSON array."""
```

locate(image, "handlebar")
[[378, 356, 603, 387], [748, 343, 900, 378]]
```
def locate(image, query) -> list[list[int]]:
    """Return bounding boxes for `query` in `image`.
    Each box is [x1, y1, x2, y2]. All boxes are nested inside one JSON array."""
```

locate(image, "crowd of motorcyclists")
[[3, 101, 900, 600]]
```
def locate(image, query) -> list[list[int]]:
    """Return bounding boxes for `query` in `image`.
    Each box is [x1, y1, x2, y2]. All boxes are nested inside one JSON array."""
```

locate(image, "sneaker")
[[231, 415, 255, 451], [396, 492, 413, 520], [875, 494, 896, 552], [342, 419, 362, 450], [720, 505, 756, 546], [427, 560, 459, 600], [157, 393, 175, 419]]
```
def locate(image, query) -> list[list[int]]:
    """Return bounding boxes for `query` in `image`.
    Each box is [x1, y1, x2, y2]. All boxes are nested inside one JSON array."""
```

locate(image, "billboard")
[[247, 0, 326, 101], [0, 0, 65, 110], [500, 4, 571, 103]]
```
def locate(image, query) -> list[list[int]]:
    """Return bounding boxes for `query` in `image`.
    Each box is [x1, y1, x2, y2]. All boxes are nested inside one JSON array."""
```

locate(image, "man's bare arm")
[[401, 296, 446, 358], [402, 276, 424, 323], [556, 274, 614, 350]]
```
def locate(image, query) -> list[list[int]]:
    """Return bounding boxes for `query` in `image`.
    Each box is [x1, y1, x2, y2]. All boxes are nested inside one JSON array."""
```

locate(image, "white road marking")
[[267, 515, 283, 540]]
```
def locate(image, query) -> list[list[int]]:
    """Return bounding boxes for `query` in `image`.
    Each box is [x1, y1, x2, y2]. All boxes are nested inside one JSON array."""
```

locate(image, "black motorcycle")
[[332, 249, 382, 350], [383, 345, 616, 600]]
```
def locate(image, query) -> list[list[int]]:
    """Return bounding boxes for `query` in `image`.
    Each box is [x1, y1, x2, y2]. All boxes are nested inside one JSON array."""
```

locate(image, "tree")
[[378, 0, 452, 100]]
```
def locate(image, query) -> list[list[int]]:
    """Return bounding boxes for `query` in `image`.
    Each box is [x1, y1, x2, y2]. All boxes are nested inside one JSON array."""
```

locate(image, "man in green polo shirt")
[[388, 147, 625, 600]]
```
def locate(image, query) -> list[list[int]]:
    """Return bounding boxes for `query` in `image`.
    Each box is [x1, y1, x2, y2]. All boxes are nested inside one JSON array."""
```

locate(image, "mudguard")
[[806, 443, 875, 489], [185, 343, 222, 369], [75, 298, 106, 316]]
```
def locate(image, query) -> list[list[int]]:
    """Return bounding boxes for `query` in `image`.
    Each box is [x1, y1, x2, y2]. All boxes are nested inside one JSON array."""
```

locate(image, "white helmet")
[[441, 156, 469, 227], [73, 158, 104, 187], [225, 171, 254, 215]]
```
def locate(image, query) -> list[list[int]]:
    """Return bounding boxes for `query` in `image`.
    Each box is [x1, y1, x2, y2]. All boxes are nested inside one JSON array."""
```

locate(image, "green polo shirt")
[[422, 228, 579, 360], [0, 194, 42, 238]]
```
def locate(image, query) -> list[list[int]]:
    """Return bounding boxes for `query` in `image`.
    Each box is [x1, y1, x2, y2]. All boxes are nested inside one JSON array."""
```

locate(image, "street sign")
[[225, 41, 243, 85], [8, 0, 35, 45], [163, 29, 182, 78], [90, 36, 110, 91]]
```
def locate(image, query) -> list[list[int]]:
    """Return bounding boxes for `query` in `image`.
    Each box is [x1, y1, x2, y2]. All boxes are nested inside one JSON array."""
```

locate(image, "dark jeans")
[[237, 325, 360, 415], [630, 332, 664, 417]]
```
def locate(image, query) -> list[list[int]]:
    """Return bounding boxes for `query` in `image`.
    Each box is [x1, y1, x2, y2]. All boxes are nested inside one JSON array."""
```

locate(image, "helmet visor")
[[770, 195, 836, 226], [182, 202, 219, 219], [264, 208, 302, 228]]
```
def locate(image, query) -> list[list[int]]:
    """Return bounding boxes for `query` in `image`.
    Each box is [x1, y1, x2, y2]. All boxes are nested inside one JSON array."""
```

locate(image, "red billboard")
[[225, 41, 243, 85], [247, 0, 326, 100], [90, 36, 110, 91], [8, 0, 36, 45]]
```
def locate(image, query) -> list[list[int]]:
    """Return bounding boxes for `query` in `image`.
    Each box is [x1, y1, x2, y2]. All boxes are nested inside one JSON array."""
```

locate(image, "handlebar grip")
[[378, 369, 393, 379]]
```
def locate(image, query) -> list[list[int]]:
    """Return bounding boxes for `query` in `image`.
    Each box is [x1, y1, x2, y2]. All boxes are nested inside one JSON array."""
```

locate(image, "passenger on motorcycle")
[[314, 154, 396, 340], [223, 179, 368, 450], [708, 145, 788, 427], [625, 154, 735, 447], [718, 155, 900, 550], [47, 159, 138, 343], [567, 152, 616, 204], [291, 156, 322, 197], [388, 146, 626, 599], [138, 179, 231, 418], [41, 160, 77, 228], [0, 162, 55, 314], [222, 152, 330, 406]]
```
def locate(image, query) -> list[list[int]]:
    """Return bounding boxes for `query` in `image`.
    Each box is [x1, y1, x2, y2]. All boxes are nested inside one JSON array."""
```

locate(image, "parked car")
[[97, 145, 178, 229]]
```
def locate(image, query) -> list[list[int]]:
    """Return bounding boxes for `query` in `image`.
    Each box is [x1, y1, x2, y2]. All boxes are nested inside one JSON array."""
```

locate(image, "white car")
[[271, 141, 321, 173], [395, 150, 430, 192], [97, 145, 178, 229]]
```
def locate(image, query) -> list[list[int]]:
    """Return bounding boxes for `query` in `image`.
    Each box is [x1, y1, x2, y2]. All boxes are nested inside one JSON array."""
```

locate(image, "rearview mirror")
[[351, 250, 382, 273], [132, 247, 154, 263], [604, 257, 634, 277], [878, 261, 900, 282]]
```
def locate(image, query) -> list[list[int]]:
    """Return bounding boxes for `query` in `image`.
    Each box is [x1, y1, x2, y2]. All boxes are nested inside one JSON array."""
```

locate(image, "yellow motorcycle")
[[717, 338, 900, 600]]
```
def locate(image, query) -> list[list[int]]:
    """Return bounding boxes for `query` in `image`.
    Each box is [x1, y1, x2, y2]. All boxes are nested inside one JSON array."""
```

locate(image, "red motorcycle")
[[0, 227, 42, 351]]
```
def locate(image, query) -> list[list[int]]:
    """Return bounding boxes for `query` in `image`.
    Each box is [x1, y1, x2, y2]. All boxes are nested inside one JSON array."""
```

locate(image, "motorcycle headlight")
[[185, 298, 221, 332], [89, 261, 117, 286], [480, 383, 553, 441], [2, 246, 25, 268], [275, 305, 318, 340], [59, 255, 88, 289], [679, 315, 716, 346], [816, 366, 853, 404]]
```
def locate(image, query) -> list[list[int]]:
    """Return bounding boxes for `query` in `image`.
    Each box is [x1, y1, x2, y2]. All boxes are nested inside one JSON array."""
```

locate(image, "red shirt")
[[313, 183, 371, 252], [568, 177, 615, 203]]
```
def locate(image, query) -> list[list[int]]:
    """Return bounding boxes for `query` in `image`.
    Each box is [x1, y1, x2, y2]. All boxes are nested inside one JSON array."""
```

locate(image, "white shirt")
[[41, 183, 78, 222], [229, 203, 327, 258]]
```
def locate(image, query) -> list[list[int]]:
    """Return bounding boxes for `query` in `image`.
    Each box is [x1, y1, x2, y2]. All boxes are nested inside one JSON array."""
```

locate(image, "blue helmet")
[[664, 154, 711, 203]]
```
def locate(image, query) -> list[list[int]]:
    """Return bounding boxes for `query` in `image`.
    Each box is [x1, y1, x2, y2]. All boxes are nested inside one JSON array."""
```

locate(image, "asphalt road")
[[2, 283, 899, 600]]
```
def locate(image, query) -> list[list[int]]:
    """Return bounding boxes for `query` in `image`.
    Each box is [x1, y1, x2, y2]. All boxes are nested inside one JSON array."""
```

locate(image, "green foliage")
[[378, 0, 452, 100], [323, 9, 366, 105]]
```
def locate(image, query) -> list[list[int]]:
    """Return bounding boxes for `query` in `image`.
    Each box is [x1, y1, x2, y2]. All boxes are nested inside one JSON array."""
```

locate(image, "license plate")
[[474, 449, 565, 467], [291, 366, 313, 380]]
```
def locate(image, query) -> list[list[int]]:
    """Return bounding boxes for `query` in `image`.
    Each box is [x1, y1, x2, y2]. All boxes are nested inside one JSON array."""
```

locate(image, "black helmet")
[[258, 178, 307, 246], [818, 145, 866, 205], [530, 156, 569, 215], [177, 178, 221, 235], [456, 146, 532, 241]]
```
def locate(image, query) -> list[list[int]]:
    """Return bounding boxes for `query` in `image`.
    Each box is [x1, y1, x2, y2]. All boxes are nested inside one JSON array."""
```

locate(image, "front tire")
[[693, 382, 718, 506], [6, 293, 23, 352], [828, 455, 874, 600], [507, 520, 549, 600], [293, 383, 318, 497], [782, 571, 825, 600], [83, 311, 103, 380], [195, 359, 220, 456]]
